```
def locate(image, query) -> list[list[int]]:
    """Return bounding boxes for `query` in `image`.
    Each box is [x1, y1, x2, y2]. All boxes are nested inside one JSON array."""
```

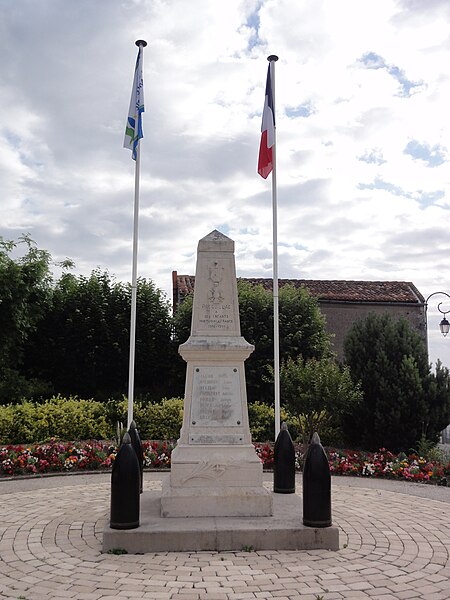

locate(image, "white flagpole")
[[267, 55, 280, 440], [127, 39, 146, 429], [127, 142, 140, 429]]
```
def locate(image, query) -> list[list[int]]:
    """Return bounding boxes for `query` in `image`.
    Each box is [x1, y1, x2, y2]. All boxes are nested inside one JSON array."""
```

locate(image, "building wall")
[[319, 302, 427, 362]]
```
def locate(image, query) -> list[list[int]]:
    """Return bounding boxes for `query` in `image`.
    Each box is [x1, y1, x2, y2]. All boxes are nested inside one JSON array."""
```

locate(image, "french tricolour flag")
[[258, 65, 275, 179]]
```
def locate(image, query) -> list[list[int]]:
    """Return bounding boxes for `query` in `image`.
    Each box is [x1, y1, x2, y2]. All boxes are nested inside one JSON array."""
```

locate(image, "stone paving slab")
[[0, 473, 449, 599]]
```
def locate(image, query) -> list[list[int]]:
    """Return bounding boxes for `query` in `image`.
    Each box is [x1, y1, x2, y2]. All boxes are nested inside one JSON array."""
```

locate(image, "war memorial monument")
[[103, 230, 339, 552]]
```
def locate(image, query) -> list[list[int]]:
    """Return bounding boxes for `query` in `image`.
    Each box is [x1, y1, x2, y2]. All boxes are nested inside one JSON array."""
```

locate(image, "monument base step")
[[102, 491, 339, 553], [160, 483, 273, 517]]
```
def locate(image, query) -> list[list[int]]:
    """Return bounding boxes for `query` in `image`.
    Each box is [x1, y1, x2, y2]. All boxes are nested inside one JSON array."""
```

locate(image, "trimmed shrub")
[[0, 396, 111, 444], [0, 404, 19, 443], [248, 401, 297, 442], [96, 396, 184, 441], [134, 397, 184, 440], [0, 395, 301, 445]]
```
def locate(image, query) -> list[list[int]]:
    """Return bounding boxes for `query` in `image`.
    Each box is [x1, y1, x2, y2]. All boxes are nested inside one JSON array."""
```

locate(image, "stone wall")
[[319, 301, 426, 362]]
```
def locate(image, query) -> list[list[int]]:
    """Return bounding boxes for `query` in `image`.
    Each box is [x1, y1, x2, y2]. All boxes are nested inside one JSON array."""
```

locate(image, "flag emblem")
[[124, 46, 144, 160], [258, 65, 275, 179]]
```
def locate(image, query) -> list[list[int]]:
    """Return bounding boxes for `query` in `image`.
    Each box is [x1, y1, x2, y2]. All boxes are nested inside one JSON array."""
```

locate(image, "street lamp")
[[425, 292, 450, 337], [439, 304, 450, 337]]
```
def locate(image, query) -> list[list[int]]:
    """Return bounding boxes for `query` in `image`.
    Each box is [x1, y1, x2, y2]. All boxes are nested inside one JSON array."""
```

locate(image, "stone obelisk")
[[161, 230, 273, 517]]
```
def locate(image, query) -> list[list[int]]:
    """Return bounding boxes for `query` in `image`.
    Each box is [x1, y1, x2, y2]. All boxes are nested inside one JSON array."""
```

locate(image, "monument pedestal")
[[103, 483, 339, 553], [160, 231, 272, 518], [161, 481, 272, 518], [162, 438, 272, 517], [160, 340, 273, 517]]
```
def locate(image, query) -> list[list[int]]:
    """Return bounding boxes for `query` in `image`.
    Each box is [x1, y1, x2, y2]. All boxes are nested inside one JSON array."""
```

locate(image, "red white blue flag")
[[258, 65, 275, 179]]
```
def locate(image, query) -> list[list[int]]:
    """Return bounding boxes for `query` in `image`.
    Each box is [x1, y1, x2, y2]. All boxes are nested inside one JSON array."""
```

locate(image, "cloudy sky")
[[1, 0, 450, 367]]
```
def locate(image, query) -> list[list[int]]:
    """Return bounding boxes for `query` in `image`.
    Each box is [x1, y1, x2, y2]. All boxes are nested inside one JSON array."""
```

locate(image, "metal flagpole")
[[127, 39, 147, 429], [267, 55, 280, 440], [127, 141, 140, 429]]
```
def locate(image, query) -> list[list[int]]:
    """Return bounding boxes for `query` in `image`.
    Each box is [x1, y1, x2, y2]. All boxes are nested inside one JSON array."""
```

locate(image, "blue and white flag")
[[124, 46, 144, 160]]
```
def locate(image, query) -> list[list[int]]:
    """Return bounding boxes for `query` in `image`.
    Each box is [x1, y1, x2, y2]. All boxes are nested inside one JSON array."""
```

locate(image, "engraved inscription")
[[190, 434, 243, 445], [197, 259, 234, 331], [198, 302, 233, 331], [191, 367, 243, 427]]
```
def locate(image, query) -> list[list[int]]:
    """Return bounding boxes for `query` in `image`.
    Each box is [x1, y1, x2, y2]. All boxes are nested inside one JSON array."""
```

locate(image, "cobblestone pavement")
[[1, 473, 450, 600]]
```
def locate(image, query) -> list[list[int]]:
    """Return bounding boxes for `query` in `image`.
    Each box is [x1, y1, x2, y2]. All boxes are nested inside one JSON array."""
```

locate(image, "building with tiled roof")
[[172, 272, 426, 361]]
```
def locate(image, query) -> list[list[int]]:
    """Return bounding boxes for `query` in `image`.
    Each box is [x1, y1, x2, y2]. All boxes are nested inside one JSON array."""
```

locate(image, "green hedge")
[[0, 396, 111, 443], [0, 395, 299, 444], [247, 401, 297, 442], [112, 397, 184, 441]]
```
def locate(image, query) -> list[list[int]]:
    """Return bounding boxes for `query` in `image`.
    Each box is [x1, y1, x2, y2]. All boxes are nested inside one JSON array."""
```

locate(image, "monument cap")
[[198, 230, 234, 252]]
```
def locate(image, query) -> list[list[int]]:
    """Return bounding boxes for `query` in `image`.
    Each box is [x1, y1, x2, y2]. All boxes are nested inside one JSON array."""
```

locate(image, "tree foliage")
[[343, 313, 450, 451], [24, 270, 178, 400], [425, 359, 450, 443], [279, 356, 362, 447], [0, 235, 54, 402]]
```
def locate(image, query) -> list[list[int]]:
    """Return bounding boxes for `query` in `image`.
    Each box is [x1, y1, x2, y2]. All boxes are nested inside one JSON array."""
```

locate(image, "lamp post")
[[425, 292, 450, 337], [425, 293, 450, 448]]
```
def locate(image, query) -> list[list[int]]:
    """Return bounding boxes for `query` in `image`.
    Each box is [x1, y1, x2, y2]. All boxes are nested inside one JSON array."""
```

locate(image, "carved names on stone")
[[189, 434, 243, 445], [190, 366, 243, 428]]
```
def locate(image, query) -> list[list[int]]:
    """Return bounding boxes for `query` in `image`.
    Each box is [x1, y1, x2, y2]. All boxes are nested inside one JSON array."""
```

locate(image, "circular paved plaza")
[[0, 473, 449, 599]]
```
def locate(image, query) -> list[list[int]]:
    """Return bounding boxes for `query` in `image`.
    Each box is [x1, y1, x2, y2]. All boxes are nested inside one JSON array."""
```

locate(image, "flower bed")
[[0, 440, 174, 477], [327, 448, 450, 483], [1, 440, 449, 484]]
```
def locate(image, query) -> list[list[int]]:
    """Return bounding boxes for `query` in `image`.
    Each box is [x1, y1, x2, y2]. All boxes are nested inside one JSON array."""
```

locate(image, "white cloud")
[[0, 0, 450, 368]]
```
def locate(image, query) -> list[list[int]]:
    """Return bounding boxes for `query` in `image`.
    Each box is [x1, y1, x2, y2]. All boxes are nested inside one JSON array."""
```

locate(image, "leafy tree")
[[172, 292, 193, 344], [343, 313, 450, 451], [421, 359, 450, 444], [25, 270, 178, 400], [0, 235, 54, 403], [173, 281, 331, 403], [240, 282, 331, 403], [278, 283, 330, 360], [279, 356, 362, 447]]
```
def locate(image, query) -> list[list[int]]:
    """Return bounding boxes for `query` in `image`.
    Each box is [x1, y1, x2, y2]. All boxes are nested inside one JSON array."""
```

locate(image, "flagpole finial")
[[267, 55, 279, 62], [135, 40, 147, 47]]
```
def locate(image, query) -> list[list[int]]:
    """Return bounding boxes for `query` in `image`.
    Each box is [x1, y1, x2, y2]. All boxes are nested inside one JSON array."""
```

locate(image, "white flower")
[[362, 462, 375, 476]]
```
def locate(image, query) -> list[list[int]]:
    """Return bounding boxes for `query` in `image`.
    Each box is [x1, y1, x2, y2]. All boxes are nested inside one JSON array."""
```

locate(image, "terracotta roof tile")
[[244, 278, 424, 303], [173, 274, 424, 306]]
